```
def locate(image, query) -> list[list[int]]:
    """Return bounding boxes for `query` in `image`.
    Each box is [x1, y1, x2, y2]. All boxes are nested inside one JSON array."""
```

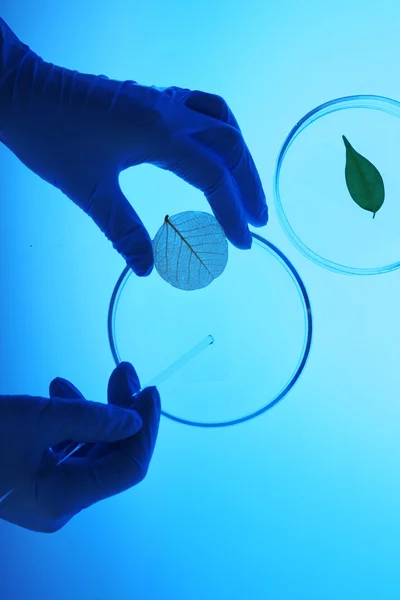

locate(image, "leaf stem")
[[165, 215, 214, 277]]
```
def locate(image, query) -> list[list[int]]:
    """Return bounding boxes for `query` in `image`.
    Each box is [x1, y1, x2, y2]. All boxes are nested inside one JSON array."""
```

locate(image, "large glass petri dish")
[[274, 95, 400, 275], [108, 232, 312, 428]]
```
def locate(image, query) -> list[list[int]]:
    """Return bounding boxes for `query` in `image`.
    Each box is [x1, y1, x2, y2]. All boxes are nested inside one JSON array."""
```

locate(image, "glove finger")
[[190, 126, 268, 228], [84, 362, 142, 462], [38, 386, 161, 513], [107, 361, 141, 408], [40, 396, 143, 447], [161, 136, 252, 249], [185, 91, 268, 227], [49, 377, 86, 455], [86, 180, 154, 277], [185, 90, 242, 130]]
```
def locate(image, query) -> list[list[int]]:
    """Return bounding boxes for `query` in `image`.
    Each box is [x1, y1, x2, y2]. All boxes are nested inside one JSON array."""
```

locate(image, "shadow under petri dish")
[[108, 233, 312, 427], [274, 95, 400, 275]]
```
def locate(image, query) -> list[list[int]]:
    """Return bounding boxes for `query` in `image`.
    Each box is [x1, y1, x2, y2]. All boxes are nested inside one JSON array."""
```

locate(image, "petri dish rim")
[[273, 94, 400, 276], [107, 232, 313, 428]]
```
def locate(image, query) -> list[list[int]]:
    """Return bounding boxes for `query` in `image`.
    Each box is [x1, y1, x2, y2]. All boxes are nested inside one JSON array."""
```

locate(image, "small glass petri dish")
[[108, 232, 312, 428], [274, 95, 400, 275]]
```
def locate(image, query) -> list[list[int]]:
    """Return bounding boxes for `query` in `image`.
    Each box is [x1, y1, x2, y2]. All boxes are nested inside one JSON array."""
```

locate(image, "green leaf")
[[153, 211, 229, 291], [342, 135, 385, 218]]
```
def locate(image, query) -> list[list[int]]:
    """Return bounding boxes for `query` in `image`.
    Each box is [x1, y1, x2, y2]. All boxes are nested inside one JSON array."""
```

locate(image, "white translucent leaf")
[[153, 211, 229, 291]]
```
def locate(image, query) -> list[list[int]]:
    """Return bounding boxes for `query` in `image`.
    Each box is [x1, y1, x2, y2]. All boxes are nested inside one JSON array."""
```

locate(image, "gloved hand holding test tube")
[[56, 335, 214, 466], [0, 335, 214, 519]]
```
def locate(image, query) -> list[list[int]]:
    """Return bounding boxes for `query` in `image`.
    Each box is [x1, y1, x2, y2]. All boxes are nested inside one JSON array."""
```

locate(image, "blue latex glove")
[[0, 363, 160, 533], [0, 18, 268, 276]]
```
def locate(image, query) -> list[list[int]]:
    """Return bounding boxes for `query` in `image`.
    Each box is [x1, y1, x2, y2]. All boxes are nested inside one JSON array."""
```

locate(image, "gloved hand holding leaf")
[[0, 18, 268, 276]]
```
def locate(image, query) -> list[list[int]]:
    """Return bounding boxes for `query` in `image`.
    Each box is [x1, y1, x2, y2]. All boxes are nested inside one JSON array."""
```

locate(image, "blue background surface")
[[1, 1, 400, 598]]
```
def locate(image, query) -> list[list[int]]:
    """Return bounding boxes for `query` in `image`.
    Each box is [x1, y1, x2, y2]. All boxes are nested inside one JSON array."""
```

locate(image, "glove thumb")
[[42, 396, 143, 447], [86, 180, 154, 276], [48, 377, 87, 455]]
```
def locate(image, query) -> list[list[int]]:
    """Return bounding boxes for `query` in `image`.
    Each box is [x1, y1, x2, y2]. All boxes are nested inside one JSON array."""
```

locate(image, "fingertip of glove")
[[134, 261, 154, 277], [115, 361, 141, 389], [127, 253, 154, 277], [147, 386, 161, 409], [248, 208, 268, 228], [111, 405, 143, 436], [108, 362, 141, 406], [258, 206, 269, 226], [149, 385, 161, 400], [49, 377, 78, 398], [234, 229, 253, 250], [117, 361, 135, 373], [49, 377, 65, 395], [115, 228, 154, 277], [137, 386, 161, 407]]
